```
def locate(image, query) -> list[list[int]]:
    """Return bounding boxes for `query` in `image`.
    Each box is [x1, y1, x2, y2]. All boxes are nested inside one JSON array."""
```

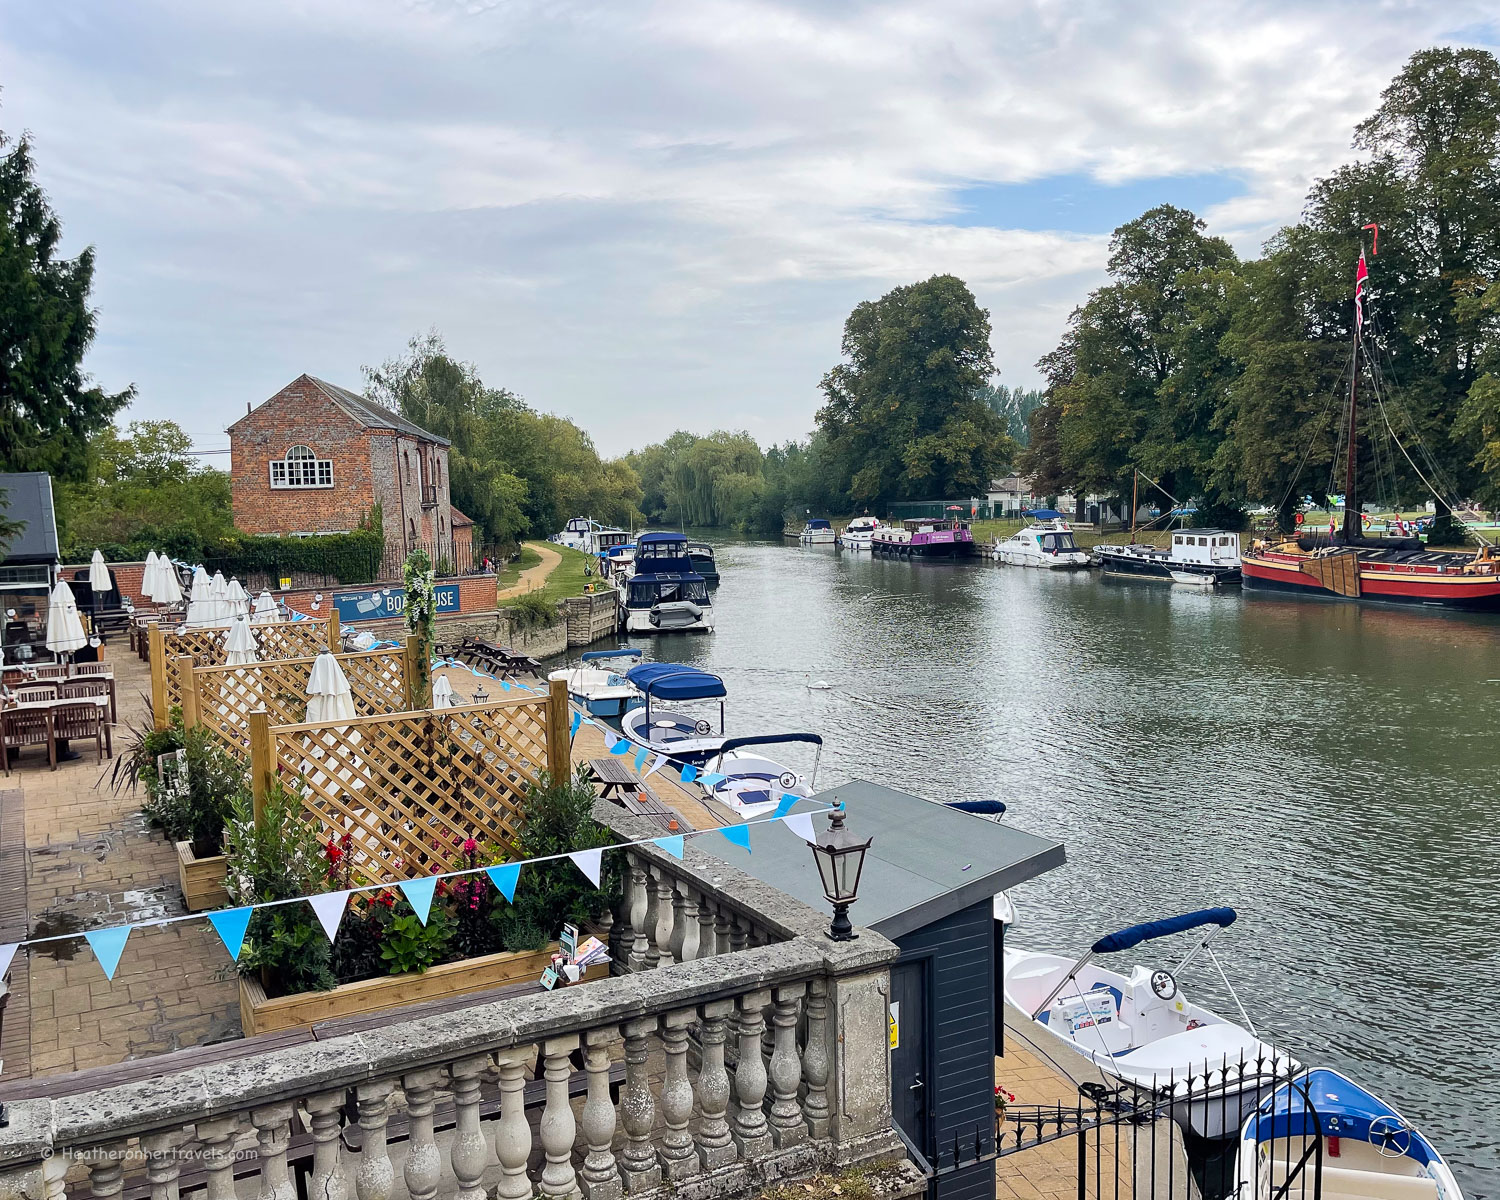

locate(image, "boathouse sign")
[[333, 583, 460, 622]]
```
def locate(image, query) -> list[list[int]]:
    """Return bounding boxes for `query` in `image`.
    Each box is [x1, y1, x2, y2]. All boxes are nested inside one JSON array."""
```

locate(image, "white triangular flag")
[[308, 891, 351, 943], [782, 811, 817, 844], [643, 753, 667, 780], [568, 847, 603, 887]]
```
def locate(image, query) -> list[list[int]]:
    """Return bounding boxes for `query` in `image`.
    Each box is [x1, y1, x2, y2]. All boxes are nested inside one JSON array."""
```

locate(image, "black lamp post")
[[805, 805, 871, 942]]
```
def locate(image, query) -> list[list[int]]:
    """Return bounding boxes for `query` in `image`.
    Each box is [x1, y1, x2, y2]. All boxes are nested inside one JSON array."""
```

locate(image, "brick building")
[[229, 375, 463, 565]]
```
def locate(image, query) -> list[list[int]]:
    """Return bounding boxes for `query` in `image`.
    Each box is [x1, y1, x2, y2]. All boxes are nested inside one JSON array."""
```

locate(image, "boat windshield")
[[628, 578, 710, 605], [1041, 533, 1077, 552]]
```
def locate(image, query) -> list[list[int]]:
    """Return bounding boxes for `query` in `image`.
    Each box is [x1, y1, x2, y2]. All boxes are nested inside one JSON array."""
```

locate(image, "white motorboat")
[[698, 734, 823, 819], [800, 518, 836, 545], [619, 663, 730, 764], [587, 526, 631, 557], [994, 515, 1091, 568], [1004, 908, 1295, 1138], [1094, 529, 1242, 585], [838, 516, 881, 550], [546, 649, 642, 718], [555, 516, 597, 551], [1236, 1069, 1465, 1200], [621, 533, 714, 633]]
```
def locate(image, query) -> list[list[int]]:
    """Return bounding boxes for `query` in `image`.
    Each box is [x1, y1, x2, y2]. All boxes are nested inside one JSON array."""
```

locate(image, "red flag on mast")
[[1354, 249, 1369, 334]]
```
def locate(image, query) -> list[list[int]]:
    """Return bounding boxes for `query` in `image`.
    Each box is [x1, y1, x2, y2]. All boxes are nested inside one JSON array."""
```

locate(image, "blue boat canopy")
[[945, 799, 1007, 816], [717, 733, 822, 752], [581, 649, 643, 662], [805, 518, 831, 529], [626, 663, 728, 700], [638, 531, 687, 545], [1023, 508, 1067, 520], [1091, 908, 1236, 954]]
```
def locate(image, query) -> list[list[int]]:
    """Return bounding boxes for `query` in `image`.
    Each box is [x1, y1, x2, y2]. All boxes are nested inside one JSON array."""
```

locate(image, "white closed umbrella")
[[186, 566, 213, 626], [432, 675, 455, 708], [157, 558, 183, 605], [306, 652, 356, 724], [209, 571, 230, 624], [45, 579, 88, 657], [225, 617, 259, 666], [88, 550, 112, 595], [252, 590, 279, 624], [226, 578, 249, 620], [142, 551, 160, 600]]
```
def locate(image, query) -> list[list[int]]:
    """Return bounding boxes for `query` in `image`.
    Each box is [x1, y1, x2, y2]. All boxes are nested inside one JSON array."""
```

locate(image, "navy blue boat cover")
[[806, 519, 831, 529], [626, 662, 728, 700], [1023, 508, 1067, 520], [638, 531, 688, 544], [1091, 907, 1236, 954]]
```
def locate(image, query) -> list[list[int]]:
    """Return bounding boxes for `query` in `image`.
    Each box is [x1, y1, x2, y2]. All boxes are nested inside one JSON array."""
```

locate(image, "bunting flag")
[[782, 811, 817, 843], [309, 891, 351, 943], [569, 712, 582, 737], [719, 824, 752, 852], [772, 793, 798, 819], [206, 907, 254, 962], [679, 764, 699, 783], [568, 848, 604, 887], [0, 943, 17, 981], [652, 834, 684, 860], [399, 877, 438, 925], [487, 862, 521, 903], [610, 738, 631, 755], [700, 772, 728, 788], [644, 753, 667, 780], [84, 926, 132, 981]]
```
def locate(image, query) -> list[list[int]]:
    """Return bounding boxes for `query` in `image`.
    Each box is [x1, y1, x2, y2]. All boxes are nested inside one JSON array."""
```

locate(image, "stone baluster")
[[714, 905, 733, 955], [731, 990, 773, 1157], [353, 1082, 397, 1200], [801, 977, 832, 1137], [141, 1131, 188, 1200], [668, 884, 688, 965], [768, 983, 808, 1146], [595, 903, 615, 968], [448, 1055, 492, 1200], [658, 1009, 697, 1179], [695, 999, 737, 1170], [653, 868, 676, 967], [494, 1048, 535, 1200], [620, 1016, 662, 1192], [307, 1090, 351, 1200], [581, 1027, 623, 1200], [401, 1070, 444, 1200], [197, 1116, 244, 1200], [85, 1142, 127, 1200], [729, 915, 749, 954], [697, 894, 717, 957], [610, 864, 633, 969], [677, 887, 700, 962], [540, 1035, 582, 1198], [639, 864, 661, 970], [251, 1104, 298, 1200]]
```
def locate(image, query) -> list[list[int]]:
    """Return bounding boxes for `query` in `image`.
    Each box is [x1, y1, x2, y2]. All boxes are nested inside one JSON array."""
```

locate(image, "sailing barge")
[[1241, 228, 1500, 611]]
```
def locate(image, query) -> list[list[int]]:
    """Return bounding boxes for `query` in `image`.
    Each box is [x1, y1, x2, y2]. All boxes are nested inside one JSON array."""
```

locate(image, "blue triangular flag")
[[399, 876, 439, 924], [678, 764, 699, 783], [772, 793, 798, 819], [487, 862, 521, 903], [700, 772, 728, 787], [633, 746, 649, 771], [610, 738, 631, 755], [499, 679, 512, 691], [719, 824, 752, 853], [569, 712, 581, 737], [653, 835, 684, 860], [207, 907, 254, 962], [85, 925, 132, 981]]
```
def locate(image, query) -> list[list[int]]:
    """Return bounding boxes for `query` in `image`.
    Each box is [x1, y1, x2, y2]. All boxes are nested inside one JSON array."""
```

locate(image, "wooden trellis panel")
[[150, 617, 337, 728], [192, 648, 408, 752], [259, 693, 564, 886]]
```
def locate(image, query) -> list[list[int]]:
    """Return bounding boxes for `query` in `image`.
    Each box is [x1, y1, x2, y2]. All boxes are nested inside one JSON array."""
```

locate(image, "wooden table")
[[0, 696, 111, 771], [587, 757, 680, 829]]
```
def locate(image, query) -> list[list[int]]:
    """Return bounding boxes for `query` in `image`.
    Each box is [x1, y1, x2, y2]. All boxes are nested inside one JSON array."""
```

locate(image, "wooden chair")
[[51, 701, 110, 765], [1, 708, 55, 774], [63, 673, 116, 723], [31, 663, 66, 680], [13, 684, 58, 704], [71, 662, 111, 678]]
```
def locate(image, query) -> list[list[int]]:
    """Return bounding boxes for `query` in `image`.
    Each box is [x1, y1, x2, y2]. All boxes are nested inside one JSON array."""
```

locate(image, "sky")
[[2, 2, 1496, 458]]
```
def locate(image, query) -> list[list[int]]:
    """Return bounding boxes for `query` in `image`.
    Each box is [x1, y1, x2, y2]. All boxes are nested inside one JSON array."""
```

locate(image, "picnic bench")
[[440, 637, 541, 680], [586, 757, 681, 830]]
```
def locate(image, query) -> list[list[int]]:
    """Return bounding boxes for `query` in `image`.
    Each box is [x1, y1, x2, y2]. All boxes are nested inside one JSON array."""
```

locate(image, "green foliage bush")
[[137, 719, 246, 856], [507, 590, 558, 630]]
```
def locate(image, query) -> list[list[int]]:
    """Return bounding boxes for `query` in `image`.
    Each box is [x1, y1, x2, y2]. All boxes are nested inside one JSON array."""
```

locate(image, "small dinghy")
[[619, 663, 730, 764], [698, 734, 823, 819], [1004, 907, 1295, 1138], [547, 649, 642, 718], [1235, 1068, 1465, 1200]]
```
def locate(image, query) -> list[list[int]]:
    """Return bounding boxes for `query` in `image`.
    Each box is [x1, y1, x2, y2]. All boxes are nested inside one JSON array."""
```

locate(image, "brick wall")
[[229, 377, 377, 538], [376, 437, 454, 550], [60, 561, 148, 605]]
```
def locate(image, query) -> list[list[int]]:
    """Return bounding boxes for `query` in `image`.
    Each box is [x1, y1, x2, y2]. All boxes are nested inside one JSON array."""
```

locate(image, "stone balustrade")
[[0, 809, 904, 1200]]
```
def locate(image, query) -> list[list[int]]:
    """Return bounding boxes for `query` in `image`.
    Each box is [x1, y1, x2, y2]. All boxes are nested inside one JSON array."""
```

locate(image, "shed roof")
[[702, 779, 1065, 940], [229, 375, 451, 446], [0, 472, 59, 566]]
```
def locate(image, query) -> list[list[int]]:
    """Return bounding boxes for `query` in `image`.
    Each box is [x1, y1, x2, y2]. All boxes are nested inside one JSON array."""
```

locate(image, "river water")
[[596, 537, 1499, 1193]]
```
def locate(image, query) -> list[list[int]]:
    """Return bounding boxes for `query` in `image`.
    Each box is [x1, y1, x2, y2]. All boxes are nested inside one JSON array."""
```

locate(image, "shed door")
[[889, 959, 930, 1152]]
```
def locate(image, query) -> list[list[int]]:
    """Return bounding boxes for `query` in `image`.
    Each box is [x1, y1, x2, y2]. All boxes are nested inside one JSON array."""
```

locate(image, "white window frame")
[[270, 445, 334, 489]]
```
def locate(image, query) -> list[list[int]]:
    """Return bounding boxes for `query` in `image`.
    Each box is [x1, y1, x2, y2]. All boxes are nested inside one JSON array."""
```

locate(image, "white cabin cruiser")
[[621, 532, 714, 633], [1004, 908, 1294, 1138], [698, 734, 823, 819], [994, 515, 1091, 569], [1235, 1069, 1464, 1200], [547, 649, 642, 718], [838, 516, 881, 550], [619, 663, 730, 765], [1094, 529, 1242, 585], [587, 526, 631, 557], [554, 516, 600, 551], [800, 518, 836, 545]]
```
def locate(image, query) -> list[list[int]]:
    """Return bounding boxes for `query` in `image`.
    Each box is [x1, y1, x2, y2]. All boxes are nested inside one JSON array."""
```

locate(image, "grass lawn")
[[501, 541, 602, 609], [496, 543, 543, 589]]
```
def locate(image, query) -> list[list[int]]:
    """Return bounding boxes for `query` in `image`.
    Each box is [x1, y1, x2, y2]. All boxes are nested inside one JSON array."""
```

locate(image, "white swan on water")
[[805, 674, 833, 690]]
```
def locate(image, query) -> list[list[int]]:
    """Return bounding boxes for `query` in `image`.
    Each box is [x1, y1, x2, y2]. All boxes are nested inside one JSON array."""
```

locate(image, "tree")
[[816, 275, 1014, 510], [0, 130, 131, 478], [978, 384, 1046, 444]]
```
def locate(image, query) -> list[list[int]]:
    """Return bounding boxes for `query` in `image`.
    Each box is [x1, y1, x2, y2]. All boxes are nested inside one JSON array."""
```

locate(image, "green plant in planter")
[[110, 707, 185, 795], [380, 906, 456, 974], [136, 719, 247, 857]]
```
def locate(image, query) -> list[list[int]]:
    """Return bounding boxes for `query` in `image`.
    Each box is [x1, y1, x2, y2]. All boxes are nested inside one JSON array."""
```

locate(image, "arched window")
[[270, 444, 332, 488]]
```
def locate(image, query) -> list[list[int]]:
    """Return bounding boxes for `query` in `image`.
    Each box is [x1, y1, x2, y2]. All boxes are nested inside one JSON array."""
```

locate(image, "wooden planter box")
[[239, 944, 560, 1036], [175, 841, 230, 912]]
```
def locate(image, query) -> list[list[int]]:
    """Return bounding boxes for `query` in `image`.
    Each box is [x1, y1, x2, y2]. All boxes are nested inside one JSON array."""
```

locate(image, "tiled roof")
[[307, 377, 451, 446]]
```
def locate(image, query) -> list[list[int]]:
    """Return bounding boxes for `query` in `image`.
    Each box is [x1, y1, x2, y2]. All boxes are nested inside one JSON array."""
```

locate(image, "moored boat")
[[800, 518, 836, 545], [546, 649, 642, 718], [1003, 907, 1294, 1138], [698, 733, 823, 819], [838, 516, 881, 550], [994, 514, 1091, 569], [555, 516, 596, 551], [621, 574, 714, 633], [1095, 530, 1242, 585], [686, 541, 720, 586], [619, 663, 729, 764], [1235, 1069, 1465, 1200], [871, 517, 976, 559]]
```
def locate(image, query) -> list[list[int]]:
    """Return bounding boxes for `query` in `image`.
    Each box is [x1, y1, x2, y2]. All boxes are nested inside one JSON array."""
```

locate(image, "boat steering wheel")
[[1150, 970, 1178, 1000], [695, 719, 713, 736], [778, 771, 798, 790], [1368, 1115, 1413, 1158]]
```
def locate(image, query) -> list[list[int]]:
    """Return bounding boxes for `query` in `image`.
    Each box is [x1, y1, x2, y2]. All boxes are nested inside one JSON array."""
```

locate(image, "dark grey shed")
[[701, 779, 1065, 1200]]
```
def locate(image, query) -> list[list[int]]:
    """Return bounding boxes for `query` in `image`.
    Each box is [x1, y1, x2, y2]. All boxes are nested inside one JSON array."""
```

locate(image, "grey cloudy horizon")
[[2, 1, 1495, 458]]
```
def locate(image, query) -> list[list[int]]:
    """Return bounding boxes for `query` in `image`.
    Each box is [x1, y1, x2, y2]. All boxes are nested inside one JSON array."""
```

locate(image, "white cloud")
[[0, 0, 1493, 453]]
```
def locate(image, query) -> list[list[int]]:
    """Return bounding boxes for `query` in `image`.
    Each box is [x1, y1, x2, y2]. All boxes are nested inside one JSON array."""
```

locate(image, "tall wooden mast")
[[1342, 329, 1360, 542]]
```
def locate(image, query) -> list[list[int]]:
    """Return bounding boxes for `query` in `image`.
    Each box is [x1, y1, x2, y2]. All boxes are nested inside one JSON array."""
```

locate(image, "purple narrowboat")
[[871, 517, 976, 560]]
